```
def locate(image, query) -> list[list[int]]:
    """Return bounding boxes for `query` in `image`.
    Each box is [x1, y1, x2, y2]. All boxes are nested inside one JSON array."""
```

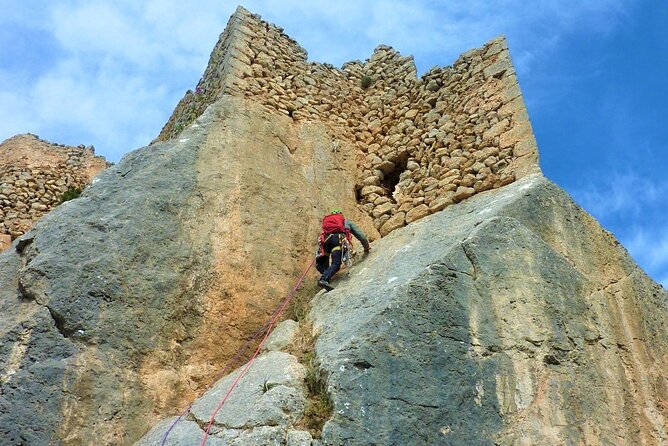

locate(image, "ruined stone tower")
[[157, 6, 540, 236]]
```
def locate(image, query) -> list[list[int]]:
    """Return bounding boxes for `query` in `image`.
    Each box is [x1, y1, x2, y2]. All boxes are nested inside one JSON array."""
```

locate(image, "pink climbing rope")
[[159, 299, 290, 445], [198, 258, 315, 446], [159, 258, 315, 445]]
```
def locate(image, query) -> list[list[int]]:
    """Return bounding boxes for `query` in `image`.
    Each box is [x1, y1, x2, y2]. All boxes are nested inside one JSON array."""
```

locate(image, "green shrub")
[[360, 75, 373, 89], [59, 186, 82, 204], [301, 353, 334, 436]]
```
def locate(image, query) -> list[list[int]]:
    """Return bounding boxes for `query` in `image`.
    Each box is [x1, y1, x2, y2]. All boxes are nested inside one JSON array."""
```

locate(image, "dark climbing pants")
[[316, 233, 343, 282]]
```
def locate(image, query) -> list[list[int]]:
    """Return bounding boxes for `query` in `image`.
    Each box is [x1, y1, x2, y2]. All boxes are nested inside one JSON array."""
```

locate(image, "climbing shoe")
[[318, 279, 334, 292]]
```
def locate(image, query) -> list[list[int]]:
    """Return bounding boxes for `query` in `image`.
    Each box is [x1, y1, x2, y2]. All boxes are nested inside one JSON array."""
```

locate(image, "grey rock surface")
[[0, 110, 208, 444], [134, 417, 224, 446], [136, 351, 308, 445], [190, 351, 306, 429], [262, 319, 300, 353], [310, 174, 668, 445]]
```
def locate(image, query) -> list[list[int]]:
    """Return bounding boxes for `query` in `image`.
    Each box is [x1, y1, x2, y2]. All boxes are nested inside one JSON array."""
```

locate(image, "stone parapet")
[[0, 134, 110, 247], [157, 7, 541, 235]]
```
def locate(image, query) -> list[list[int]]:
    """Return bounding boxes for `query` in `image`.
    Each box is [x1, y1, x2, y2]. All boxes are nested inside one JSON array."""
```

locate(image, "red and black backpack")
[[318, 213, 353, 255], [322, 213, 346, 235]]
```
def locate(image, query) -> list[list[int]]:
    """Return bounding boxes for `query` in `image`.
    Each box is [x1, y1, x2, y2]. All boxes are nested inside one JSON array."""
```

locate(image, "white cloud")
[[0, 0, 637, 161], [572, 172, 665, 221], [50, 3, 149, 64], [625, 227, 668, 289]]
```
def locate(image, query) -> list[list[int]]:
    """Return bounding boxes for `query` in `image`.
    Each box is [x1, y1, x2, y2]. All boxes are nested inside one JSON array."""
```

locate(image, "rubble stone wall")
[[0, 134, 109, 249], [157, 6, 540, 236]]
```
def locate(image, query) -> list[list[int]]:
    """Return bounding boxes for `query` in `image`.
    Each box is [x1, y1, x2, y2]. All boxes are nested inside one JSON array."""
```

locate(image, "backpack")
[[317, 213, 353, 256], [322, 213, 346, 235]]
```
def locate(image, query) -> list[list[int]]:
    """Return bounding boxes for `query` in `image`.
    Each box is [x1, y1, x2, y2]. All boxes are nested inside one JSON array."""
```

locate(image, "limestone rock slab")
[[310, 174, 668, 446], [190, 351, 306, 430]]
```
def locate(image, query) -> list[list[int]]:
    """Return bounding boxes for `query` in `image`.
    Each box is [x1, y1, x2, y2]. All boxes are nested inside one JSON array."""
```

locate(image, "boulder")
[[309, 174, 668, 445], [135, 351, 308, 445]]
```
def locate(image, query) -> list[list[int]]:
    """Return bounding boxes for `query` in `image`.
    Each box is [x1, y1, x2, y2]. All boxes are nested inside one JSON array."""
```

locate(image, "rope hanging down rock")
[[160, 258, 315, 446]]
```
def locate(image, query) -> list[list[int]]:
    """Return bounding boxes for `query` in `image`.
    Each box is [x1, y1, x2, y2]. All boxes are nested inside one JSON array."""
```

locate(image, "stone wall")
[[157, 6, 540, 236], [0, 134, 110, 250]]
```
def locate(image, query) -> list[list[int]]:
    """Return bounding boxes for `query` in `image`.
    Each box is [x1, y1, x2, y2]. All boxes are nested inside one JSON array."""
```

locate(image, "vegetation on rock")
[[360, 75, 373, 89], [59, 186, 82, 203]]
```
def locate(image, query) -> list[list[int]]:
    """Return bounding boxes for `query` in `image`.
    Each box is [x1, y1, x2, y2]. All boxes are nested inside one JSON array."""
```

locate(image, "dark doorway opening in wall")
[[381, 151, 409, 203]]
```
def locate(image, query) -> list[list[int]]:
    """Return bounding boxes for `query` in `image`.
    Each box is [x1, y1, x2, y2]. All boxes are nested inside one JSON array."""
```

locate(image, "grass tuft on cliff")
[[59, 186, 82, 203], [301, 351, 334, 437]]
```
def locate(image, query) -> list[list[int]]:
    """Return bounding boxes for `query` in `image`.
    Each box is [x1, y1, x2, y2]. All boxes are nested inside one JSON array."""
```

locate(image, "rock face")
[[2, 6, 663, 446], [309, 174, 668, 445], [136, 174, 668, 445], [0, 94, 376, 445], [0, 133, 109, 248]]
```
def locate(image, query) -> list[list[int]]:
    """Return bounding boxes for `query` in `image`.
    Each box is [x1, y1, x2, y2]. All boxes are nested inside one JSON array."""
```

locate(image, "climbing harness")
[[341, 237, 352, 269], [160, 258, 315, 446], [316, 233, 353, 270]]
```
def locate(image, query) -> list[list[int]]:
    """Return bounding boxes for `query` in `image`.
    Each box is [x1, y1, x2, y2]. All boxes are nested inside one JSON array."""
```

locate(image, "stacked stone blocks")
[[0, 134, 109, 249], [157, 6, 540, 236]]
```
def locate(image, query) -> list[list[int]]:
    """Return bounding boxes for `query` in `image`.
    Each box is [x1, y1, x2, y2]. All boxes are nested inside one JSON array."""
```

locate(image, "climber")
[[316, 208, 370, 291]]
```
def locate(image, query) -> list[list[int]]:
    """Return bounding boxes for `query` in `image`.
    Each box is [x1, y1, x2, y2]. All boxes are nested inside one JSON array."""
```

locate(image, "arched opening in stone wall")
[[381, 151, 409, 203]]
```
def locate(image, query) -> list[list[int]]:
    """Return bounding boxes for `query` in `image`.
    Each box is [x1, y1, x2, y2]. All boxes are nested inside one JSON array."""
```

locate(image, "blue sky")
[[1, 1, 666, 287]]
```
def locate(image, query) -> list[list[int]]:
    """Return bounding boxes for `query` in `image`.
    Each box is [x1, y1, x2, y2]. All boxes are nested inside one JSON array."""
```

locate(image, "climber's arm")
[[346, 221, 371, 252]]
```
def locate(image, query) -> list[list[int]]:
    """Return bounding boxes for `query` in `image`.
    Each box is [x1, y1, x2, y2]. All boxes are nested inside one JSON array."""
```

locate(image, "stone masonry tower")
[[157, 6, 540, 237]]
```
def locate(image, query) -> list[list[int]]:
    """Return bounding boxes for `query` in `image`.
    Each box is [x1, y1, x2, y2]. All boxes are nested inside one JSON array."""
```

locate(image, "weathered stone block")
[[429, 192, 455, 212], [360, 185, 385, 197], [372, 202, 394, 218], [453, 186, 475, 202], [405, 204, 430, 223], [378, 160, 396, 175], [484, 37, 509, 59], [482, 118, 510, 141], [374, 213, 392, 230], [483, 55, 515, 79], [500, 121, 533, 149], [379, 212, 406, 236], [405, 109, 418, 119], [513, 138, 537, 158]]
